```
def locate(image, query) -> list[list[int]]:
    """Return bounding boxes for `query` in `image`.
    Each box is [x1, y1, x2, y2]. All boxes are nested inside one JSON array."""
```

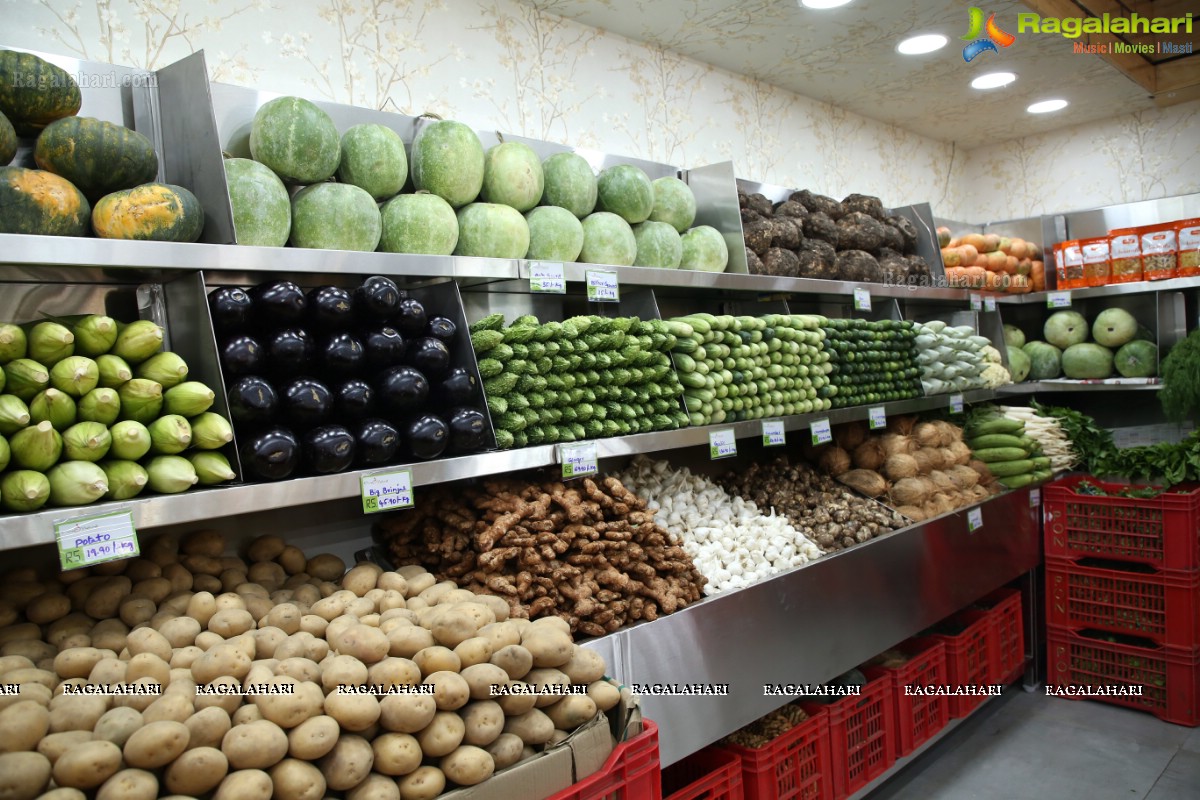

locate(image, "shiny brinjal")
[[280, 377, 334, 429], [240, 426, 300, 481], [306, 285, 356, 331], [208, 286, 254, 335], [227, 375, 278, 425], [303, 424, 356, 473], [355, 276, 402, 321], [375, 365, 429, 413], [355, 418, 400, 466], [404, 413, 449, 460], [251, 280, 307, 326]]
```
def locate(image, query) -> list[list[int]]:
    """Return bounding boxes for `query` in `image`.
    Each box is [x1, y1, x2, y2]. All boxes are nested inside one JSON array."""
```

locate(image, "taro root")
[[836, 211, 887, 252], [746, 249, 765, 275], [772, 200, 807, 219], [799, 238, 836, 266], [887, 214, 919, 252], [834, 250, 882, 283], [878, 223, 906, 253], [878, 250, 910, 284], [792, 190, 845, 220], [797, 250, 837, 279], [737, 190, 750, 208], [770, 217, 802, 250], [906, 254, 932, 281], [842, 193, 886, 220], [740, 207, 763, 225], [743, 219, 774, 255], [746, 192, 773, 217], [800, 211, 838, 244], [762, 247, 800, 277]]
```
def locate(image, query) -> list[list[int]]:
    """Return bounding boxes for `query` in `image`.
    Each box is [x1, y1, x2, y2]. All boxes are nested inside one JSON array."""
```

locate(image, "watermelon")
[[380, 192, 459, 255], [1114, 339, 1157, 378], [482, 141, 543, 212], [0, 109, 16, 166], [289, 183, 381, 252], [648, 176, 696, 233], [0, 166, 90, 236], [525, 206, 583, 262], [0, 51, 81, 136], [337, 123, 407, 201], [410, 119, 484, 208], [454, 202, 529, 259], [249, 96, 340, 184], [224, 157, 291, 247], [92, 183, 204, 243], [596, 165, 654, 224], [541, 152, 596, 218], [1006, 347, 1031, 382], [1061, 343, 1113, 379], [34, 116, 159, 202], [579, 212, 636, 267], [680, 226, 729, 272], [632, 221, 682, 269]]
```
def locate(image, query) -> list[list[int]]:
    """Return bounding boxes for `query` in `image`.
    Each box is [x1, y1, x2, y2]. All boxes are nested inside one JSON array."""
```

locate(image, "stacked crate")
[[1044, 475, 1200, 726]]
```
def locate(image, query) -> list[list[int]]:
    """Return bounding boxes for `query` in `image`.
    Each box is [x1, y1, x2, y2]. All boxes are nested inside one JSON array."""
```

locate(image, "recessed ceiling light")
[[971, 72, 1016, 89], [800, 0, 852, 8], [1027, 99, 1068, 113], [897, 34, 948, 55]]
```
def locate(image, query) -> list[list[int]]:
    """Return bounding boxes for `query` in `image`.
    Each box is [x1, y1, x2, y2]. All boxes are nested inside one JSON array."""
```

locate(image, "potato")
[[193, 676, 242, 714], [416, 711, 464, 757], [183, 705, 230, 750], [561, 646, 607, 685], [525, 668, 570, 708], [160, 563, 192, 594], [37, 730, 92, 764], [185, 592, 217, 628], [246, 534, 286, 562], [96, 768, 157, 800], [379, 692, 437, 734], [156, 617, 201, 650], [221, 718, 288, 769], [460, 663, 510, 702], [388, 626, 435, 660], [257, 678, 324, 729], [347, 597, 376, 618], [377, 589, 406, 613], [123, 719, 189, 768], [111, 677, 163, 712], [275, 656, 320, 684], [347, 772, 402, 800], [6, 667, 56, 691], [521, 628, 573, 669], [0, 655, 34, 677], [399, 765, 445, 800], [191, 643, 252, 686], [163, 746, 228, 795], [376, 572, 409, 594], [126, 627, 171, 662], [39, 789, 86, 800], [47, 614, 95, 648], [25, 592, 70, 625], [368, 657, 421, 690], [276, 545, 307, 576], [478, 621, 521, 651], [494, 681, 537, 716], [0, 624, 39, 647], [250, 626, 286, 660], [208, 608, 255, 638], [364, 731, 422, 777], [441, 744, 495, 786], [318, 733, 373, 791], [125, 652, 170, 686], [412, 646, 460, 677], [244, 661, 275, 689], [88, 620, 128, 654], [460, 700, 506, 747], [194, 630, 224, 651], [544, 694, 597, 730], [48, 694, 108, 733], [0, 683, 50, 713], [418, 581, 457, 606], [269, 758, 326, 800], [453, 636, 493, 668], [232, 704, 263, 726], [52, 740, 122, 789], [529, 616, 571, 635], [87, 657, 126, 687], [53, 647, 104, 680], [243, 594, 273, 623], [192, 573, 221, 593], [485, 732, 525, 770], [321, 653, 369, 694], [248, 560, 286, 590], [143, 691, 193, 724], [263, 602, 302, 635], [169, 646, 203, 670], [404, 597, 429, 613], [310, 595, 346, 622], [503, 708, 554, 744], [84, 577, 132, 619], [287, 713, 339, 760], [342, 564, 381, 597], [332, 624, 389, 665], [424, 670, 470, 711], [586, 679, 621, 712], [307, 553, 346, 582], [325, 615, 358, 645], [131, 576, 172, 603], [0, 750, 51, 799], [92, 706, 143, 747], [0, 583, 45, 610], [490, 643, 534, 681], [0, 699, 49, 752], [182, 529, 225, 557], [324, 686, 381, 732]]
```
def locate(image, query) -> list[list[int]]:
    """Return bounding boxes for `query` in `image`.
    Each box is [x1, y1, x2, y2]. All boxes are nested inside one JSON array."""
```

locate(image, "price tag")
[[585, 270, 619, 303], [969, 293, 982, 311], [762, 420, 786, 447], [709, 429, 737, 459], [967, 507, 983, 532], [984, 295, 997, 312], [559, 441, 598, 479], [811, 418, 832, 445], [949, 394, 964, 413], [868, 406, 887, 430], [853, 288, 872, 311], [1030, 487, 1042, 507], [56, 510, 139, 571], [360, 469, 414, 514], [528, 260, 565, 294], [1047, 291, 1072, 308]]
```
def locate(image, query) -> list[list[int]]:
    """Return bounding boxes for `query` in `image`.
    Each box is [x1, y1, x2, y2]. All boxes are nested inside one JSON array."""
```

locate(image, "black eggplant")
[[393, 297, 428, 336], [356, 418, 400, 466], [404, 413, 449, 460], [208, 286, 253, 334], [319, 332, 365, 377], [240, 426, 300, 481], [227, 375, 278, 424], [406, 336, 451, 378], [220, 334, 264, 376], [447, 407, 488, 453], [251, 280, 306, 325], [280, 377, 333, 428], [375, 365, 429, 412], [426, 315, 457, 344], [307, 285, 356, 331], [336, 379, 374, 421], [303, 424, 356, 474], [438, 367, 478, 405], [265, 328, 316, 376], [362, 326, 406, 370], [355, 276, 401, 320]]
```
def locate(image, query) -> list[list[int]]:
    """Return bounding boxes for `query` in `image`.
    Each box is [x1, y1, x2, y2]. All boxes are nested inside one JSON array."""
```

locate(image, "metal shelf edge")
[[997, 381, 1162, 393], [995, 275, 1200, 304]]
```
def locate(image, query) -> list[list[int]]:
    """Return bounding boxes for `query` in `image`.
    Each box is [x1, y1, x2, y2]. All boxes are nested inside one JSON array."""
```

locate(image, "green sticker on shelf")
[[56, 509, 139, 572], [853, 287, 871, 311], [1047, 291, 1071, 308], [361, 469, 414, 514], [528, 260, 565, 294], [868, 406, 887, 430], [560, 441, 598, 479], [811, 418, 832, 445], [968, 507, 983, 532], [709, 429, 737, 459], [586, 270, 619, 302], [949, 394, 964, 413], [762, 420, 785, 447]]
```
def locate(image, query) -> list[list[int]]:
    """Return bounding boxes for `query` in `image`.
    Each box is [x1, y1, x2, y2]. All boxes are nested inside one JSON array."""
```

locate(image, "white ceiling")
[[525, 0, 1159, 149]]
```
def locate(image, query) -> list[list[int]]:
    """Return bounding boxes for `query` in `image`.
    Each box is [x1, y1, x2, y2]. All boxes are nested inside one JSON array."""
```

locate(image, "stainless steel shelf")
[[996, 276, 1200, 304], [998, 380, 1162, 393]]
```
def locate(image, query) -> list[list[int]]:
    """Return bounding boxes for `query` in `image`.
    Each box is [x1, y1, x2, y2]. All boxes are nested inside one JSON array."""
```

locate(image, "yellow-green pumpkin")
[[0, 166, 90, 236], [0, 50, 82, 136], [92, 182, 205, 243], [35, 116, 159, 202]]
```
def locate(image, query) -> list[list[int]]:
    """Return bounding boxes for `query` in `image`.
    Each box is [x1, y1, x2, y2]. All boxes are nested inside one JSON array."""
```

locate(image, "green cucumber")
[[679, 371, 707, 389], [673, 353, 696, 373]]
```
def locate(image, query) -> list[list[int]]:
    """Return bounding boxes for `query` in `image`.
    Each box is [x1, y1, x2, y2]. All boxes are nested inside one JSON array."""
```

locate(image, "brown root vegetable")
[[883, 454, 919, 481], [761, 248, 800, 278], [745, 249, 764, 275], [800, 211, 838, 244], [743, 220, 774, 255], [837, 469, 887, 498], [792, 190, 845, 220], [834, 250, 882, 283], [834, 421, 869, 452], [818, 447, 852, 476], [890, 477, 930, 507], [851, 439, 886, 472], [842, 193, 886, 220]]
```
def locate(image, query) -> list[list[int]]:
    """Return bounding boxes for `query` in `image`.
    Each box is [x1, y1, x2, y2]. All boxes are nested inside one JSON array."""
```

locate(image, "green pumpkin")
[[92, 183, 205, 243], [0, 109, 16, 166], [0, 166, 90, 236], [34, 116, 159, 202], [0, 50, 82, 136]]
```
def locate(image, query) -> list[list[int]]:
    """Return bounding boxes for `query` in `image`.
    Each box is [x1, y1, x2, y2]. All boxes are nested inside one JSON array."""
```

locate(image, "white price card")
[[361, 469, 414, 514], [868, 406, 887, 430], [528, 260, 565, 294], [559, 441, 598, 479], [1047, 291, 1072, 308], [811, 418, 832, 445], [949, 394, 964, 414], [585, 269, 619, 302], [1030, 487, 1042, 507], [984, 295, 997, 312], [969, 294, 982, 311], [56, 510, 139, 571], [709, 429, 737, 460], [853, 287, 872, 311], [967, 507, 983, 532], [762, 420, 786, 447]]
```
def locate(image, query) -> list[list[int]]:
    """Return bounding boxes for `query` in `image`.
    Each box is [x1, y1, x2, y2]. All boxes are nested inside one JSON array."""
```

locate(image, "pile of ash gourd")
[[739, 189, 932, 284]]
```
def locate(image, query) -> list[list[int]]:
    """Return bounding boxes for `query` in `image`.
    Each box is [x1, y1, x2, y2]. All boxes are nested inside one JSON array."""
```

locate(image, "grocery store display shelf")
[[998, 380, 1162, 393], [995, 275, 1200, 305]]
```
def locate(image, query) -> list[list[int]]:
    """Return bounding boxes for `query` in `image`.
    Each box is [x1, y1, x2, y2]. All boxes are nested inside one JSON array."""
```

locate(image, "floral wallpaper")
[[5, 0, 1198, 224]]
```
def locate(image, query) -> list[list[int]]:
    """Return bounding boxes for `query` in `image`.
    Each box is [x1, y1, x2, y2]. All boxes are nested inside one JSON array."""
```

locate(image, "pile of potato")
[[0, 529, 621, 800]]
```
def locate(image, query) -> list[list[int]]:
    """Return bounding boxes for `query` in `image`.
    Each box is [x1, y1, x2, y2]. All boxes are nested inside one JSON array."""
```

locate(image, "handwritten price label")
[[968, 507, 983, 532], [949, 394, 964, 414], [984, 295, 997, 312], [970, 294, 982, 311], [868, 406, 887, 430], [762, 420, 786, 447], [56, 510, 139, 571], [709, 429, 737, 460], [361, 469, 414, 514], [853, 287, 872, 311], [559, 441, 598, 479], [528, 261, 565, 294], [811, 418, 832, 445], [1047, 291, 1072, 309], [585, 270, 619, 302]]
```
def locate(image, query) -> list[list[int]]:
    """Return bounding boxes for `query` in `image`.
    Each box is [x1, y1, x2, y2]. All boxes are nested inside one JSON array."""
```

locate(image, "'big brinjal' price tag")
[[1030, 488, 1041, 507], [868, 406, 887, 430], [361, 469, 414, 514], [1047, 291, 1072, 309], [984, 295, 997, 312], [559, 441, 598, 479], [762, 420, 785, 447], [56, 510, 139, 571], [949, 394, 964, 413], [853, 288, 872, 311], [528, 261, 565, 294], [709, 429, 737, 459], [811, 418, 832, 445], [969, 294, 982, 311], [968, 507, 983, 532], [585, 270, 619, 302]]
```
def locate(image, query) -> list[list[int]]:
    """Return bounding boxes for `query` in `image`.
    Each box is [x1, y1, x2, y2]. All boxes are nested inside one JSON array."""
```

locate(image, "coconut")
[[948, 441, 972, 466], [912, 447, 943, 473], [971, 484, 991, 500], [946, 464, 980, 490], [929, 470, 956, 493], [883, 453, 919, 481], [879, 433, 916, 457], [929, 492, 956, 516], [818, 446, 852, 476], [914, 422, 940, 449], [834, 421, 869, 451], [886, 414, 918, 436], [938, 447, 959, 469], [838, 469, 887, 498], [932, 420, 961, 446], [852, 439, 886, 472], [890, 477, 930, 506], [968, 459, 994, 481], [895, 505, 926, 522]]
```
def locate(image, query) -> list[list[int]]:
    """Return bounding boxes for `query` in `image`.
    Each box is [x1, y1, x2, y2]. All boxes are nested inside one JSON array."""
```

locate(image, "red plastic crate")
[[863, 638, 949, 757], [715, 707, 831, 800], [663, 747, 744, 800], [801, 674, 896, 800], [548, 719, 662, 800], [1044, 475, 1200, 571], [974, 587, 1026, 683], [1046, 558, 1200, 648], [1047, 628, 1200, 727], [917, 609, 993, 718]]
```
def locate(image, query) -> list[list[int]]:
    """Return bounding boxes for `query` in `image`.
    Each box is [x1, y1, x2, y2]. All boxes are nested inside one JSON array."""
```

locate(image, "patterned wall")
[[6, 0, 1198, 225]]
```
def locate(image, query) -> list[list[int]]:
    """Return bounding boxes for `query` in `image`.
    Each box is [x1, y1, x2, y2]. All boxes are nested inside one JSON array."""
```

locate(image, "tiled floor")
[[868, 688, 1200, 800]]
